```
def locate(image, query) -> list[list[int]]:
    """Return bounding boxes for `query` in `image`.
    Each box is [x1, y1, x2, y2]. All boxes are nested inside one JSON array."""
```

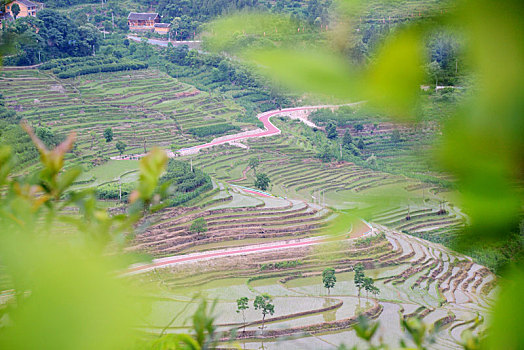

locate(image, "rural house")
[[153, 22, 171, 35], [4, 0, 41, 19], [127, 12, 160, 31]]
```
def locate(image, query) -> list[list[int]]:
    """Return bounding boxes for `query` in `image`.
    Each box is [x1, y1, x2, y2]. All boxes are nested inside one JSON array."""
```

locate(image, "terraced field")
[[1, 67, 496, 349], [188, 118, 428, 207], [132, 221, 495, 349], [0, 68, 247, 167], [371, 204, 466, 245], [130, 184, 329, 257], [120, 102, 495, 349]]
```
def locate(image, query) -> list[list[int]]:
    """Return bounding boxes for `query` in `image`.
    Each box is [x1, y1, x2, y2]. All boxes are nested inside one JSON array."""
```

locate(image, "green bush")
[[260, 260, 302, 271], [160, 159, 213, 207], [96, 182, 135, 201], [187, 123, 240, 138], [190, 218, 207, 234], [40, 56, 148, 79]]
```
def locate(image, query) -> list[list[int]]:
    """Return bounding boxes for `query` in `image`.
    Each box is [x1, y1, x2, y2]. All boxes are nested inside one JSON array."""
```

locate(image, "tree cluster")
[[4, 9, 101, 66]]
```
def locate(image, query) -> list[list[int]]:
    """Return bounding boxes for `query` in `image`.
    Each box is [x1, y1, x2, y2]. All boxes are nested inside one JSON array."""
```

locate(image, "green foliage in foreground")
[[0, 129, 170, 349], [187, 123, 240, 138], [340, 315, 456, 350]]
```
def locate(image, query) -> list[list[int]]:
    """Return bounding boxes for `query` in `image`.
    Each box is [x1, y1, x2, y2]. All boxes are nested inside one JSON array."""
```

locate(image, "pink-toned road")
[[126, 219, 372, 275], [178, 105, 348, 154], [112, 105, 351, 159]]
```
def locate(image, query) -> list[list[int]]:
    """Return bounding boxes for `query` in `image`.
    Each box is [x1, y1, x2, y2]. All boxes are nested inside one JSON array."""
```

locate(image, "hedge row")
[[51, 57, 119, 74], [39, 55, 115, 70], [56, 60, 148, 79], [96, 182, 135, 201], [160, 159, 213, 207], [187, 123, 240, 138]]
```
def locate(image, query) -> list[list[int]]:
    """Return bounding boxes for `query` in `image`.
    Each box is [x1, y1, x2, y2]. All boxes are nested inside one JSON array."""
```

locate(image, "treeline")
[[39, 56, 148, 78], [188, 123, 240, 138], [40, 0, 331, 39], [148, 0, 329, 40], [4, 9, 101, 66], [39, 55, 119, 71], [41, 0, 99, 7]]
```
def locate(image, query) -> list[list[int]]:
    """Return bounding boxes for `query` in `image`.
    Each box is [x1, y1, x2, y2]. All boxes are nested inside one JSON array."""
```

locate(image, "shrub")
[[190, 217, 207, 235], [187, 123, 240, 138]]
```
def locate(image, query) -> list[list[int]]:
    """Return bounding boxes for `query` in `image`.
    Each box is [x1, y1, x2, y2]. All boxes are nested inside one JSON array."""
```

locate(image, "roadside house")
[[153, 22, 170, 35], [127, 12, 160, 31]]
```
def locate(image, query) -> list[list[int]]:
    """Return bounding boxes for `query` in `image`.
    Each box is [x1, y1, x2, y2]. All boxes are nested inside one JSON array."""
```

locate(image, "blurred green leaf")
[[483, 265, 524, 349], [365, 28, 425, 120], [132, 148, 168, 204], [0, 234, 147, 350], [245, 47, 360, 100]]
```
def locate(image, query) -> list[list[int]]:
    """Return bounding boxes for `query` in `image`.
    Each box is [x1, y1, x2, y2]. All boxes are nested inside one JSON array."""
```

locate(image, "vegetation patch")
[[160, 159, 212, 207], [40, 56, 148, 79], [187, 123, 240, 138]]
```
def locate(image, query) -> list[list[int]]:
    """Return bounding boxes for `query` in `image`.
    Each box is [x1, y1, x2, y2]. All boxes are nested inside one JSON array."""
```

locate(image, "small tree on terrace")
[[342, 129, 353, 148], [322, 267, 337, 295], [253, 294, 274, 330], [236, 297, 249, 333], [354, 263, 365, 298], [363, 277, 380, 299], [254, 173, 270, 191], [248, 156, 259, 176], [427, 60, 442, 88], [325, 121, 338, 139], [190, 217, 207, 236], [104, 127, 113, 143], [90, 131, 97, 150], [391, 129, 401, 143], [116, 140, 126, 156], [357, 138, 365, 150]]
